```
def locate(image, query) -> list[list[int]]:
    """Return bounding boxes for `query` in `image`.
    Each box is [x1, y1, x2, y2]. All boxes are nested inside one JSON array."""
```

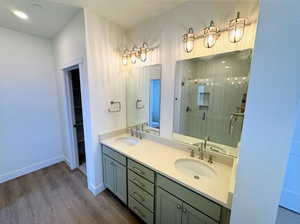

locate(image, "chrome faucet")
[[198, 143, 204, 160], [130, 127, 134, 136], [135, 125, 139, 138], [204, 136, 210, 149]]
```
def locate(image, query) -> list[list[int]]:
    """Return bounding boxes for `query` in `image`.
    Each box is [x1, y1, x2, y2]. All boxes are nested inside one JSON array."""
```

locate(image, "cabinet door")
[[103, 155, 115, 193], [115, 161, 127, 204], [156, 187, 182, 224], [182, 203, 218, 224]]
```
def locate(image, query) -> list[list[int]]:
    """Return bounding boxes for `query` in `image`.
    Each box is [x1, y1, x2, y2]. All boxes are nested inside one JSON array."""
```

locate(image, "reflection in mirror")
[[173, 50, 252, 152], [126, 64, 161, 135]]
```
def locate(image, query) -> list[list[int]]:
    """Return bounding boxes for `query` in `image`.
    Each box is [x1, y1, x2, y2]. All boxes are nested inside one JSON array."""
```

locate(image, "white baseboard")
[[280, 189, 300, 213], [64, 157, 72, 169], [88, 182, 106, 196], [0, 156, 64, 184]]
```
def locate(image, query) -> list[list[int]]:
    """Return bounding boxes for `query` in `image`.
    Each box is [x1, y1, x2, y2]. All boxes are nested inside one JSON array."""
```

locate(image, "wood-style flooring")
[[0, 162, 142, 224]]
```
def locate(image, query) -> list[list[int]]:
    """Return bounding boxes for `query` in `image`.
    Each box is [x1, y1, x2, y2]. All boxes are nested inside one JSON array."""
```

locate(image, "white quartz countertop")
[[100, 134, 233, 209]]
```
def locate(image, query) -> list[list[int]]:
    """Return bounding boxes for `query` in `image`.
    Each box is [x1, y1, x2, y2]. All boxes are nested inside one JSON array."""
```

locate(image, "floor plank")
[[0, 163, 143, 224]]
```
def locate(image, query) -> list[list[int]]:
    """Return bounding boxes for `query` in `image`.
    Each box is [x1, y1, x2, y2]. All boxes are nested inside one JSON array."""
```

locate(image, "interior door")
[[114, 162, 127, 204], [103, 155, 115, 193], [156, 187, 182, 224]]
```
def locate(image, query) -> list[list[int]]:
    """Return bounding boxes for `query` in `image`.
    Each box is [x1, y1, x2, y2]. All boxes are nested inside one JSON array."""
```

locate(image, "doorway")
[[149, 79, 161, 129], [67, 67, 86, 175]]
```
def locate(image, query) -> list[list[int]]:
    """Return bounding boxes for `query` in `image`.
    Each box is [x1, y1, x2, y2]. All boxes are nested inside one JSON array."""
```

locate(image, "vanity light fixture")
[[121, 42, 151, 65], [183, 28, 195, 53], [203, 21, 219, 48], [182, 12, 250, 53], [228, 12, 246, 43]]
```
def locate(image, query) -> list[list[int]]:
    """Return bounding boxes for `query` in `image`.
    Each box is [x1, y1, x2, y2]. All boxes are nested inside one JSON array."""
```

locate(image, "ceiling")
[[0, 0, 80, 38], [0, 0, 258, 38], [45, 0, 190, 30]]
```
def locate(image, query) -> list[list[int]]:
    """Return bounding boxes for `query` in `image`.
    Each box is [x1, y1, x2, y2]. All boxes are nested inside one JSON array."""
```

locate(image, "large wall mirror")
[[126, 64, 161, 135], [173, 49, 252, 150]]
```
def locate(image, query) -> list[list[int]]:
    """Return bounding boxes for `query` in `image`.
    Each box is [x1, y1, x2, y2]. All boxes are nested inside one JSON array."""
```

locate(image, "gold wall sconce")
[[183, 12, 249, 53], [183, 28, 195, 53], [229, 12, 246, 43], [122, 42, 151, 65], [203, 21, 220, 48]]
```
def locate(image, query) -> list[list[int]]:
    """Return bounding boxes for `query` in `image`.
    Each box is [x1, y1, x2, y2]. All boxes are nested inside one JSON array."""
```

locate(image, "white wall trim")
[[64, 156, 72, 169], [0, 156, 64, 184], [88, 182, 106, 196], [60, 57, 84, 70], [61, 59, 89, 171]]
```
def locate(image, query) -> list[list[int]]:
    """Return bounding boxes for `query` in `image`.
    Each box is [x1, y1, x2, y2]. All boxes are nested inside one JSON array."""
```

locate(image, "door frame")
[[61, 58, 89, 171]]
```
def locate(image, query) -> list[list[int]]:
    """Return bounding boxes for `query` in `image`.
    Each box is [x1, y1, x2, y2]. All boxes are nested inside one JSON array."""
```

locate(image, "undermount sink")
[[115, 137, 140, 146], [175, 158, 216, 179]]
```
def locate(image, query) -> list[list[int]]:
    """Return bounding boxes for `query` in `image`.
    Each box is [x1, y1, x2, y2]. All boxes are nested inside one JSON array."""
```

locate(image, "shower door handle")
[[202, 112, 206, 120]]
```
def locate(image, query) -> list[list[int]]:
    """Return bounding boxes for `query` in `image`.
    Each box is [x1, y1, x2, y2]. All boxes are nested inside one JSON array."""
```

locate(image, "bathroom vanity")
[[101, 134, 233, 224]]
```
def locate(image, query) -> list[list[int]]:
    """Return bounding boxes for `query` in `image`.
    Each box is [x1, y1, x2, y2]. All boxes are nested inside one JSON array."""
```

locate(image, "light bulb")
[[203, 21, 219, 48], [229, 12, 246, 43], [131, 53, 136, 64], [183, 28, 194, 53], [140, 51, 147, 62], [229, 27, 244, 43], [185, 39, 194, 53], [204, 34, 216, 48], [140, 42, 148, 62], [12, 9, 28, 20], [122, 55, 128, 65], [121, 49, 129, 65]]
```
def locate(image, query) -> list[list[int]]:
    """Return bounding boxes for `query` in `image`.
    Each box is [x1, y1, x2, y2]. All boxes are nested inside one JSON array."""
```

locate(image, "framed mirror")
[[173, 49, 252, 153], [126, 64, 161, 135]]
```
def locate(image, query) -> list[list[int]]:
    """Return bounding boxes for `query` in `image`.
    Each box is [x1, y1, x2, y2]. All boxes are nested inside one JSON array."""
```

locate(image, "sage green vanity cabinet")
[[101, 144, 230, 224], [102, 149, 127, 204]]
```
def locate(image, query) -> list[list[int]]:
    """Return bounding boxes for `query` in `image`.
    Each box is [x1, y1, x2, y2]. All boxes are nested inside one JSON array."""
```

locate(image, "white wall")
[[0, 27, 63, 183], [230, 0, 300, 223], [52, 10, 88, 163], [126, 1, 258, 139], [52, 10, 102, 195], [84, 8, 127, 192]]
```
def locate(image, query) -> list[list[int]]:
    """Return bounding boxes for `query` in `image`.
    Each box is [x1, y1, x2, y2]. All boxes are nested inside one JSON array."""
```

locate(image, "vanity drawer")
[[129, 197, 153, 224], [128, 170, 154, 195], [128, 181, 154, 212], [157, 174, 221, 221], [102, 145, 126, 166], [128, 159, 155, 183]]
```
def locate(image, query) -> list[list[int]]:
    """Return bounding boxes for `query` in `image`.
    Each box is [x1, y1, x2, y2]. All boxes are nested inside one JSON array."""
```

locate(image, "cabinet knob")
[[177, 204, 182, 209], [183, 208, 187, 213]]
